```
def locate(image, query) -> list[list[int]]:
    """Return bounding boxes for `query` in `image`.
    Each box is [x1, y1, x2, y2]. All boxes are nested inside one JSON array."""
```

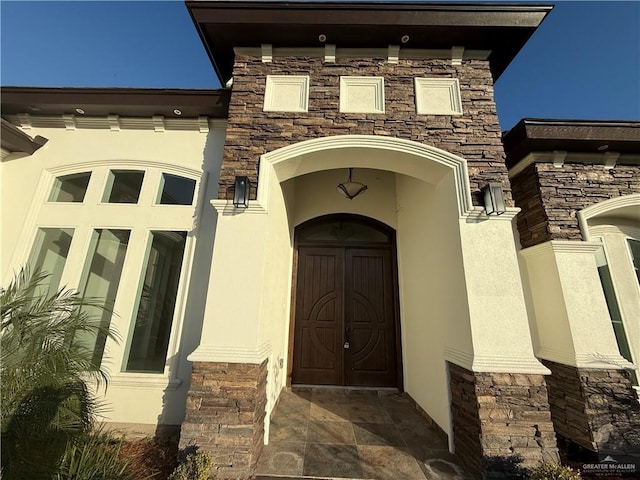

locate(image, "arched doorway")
[[290, 214, 402, 388]]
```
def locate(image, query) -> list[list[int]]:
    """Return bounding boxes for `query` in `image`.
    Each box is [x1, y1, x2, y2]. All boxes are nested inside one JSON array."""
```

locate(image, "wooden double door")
[[291, 216, 400, 387]]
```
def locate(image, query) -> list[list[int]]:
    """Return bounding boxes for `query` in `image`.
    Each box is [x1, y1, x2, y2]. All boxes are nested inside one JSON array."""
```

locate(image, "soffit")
[[186, 1, 553, 83], [0, 87, 230, 118], [503, 118, 640, 169]]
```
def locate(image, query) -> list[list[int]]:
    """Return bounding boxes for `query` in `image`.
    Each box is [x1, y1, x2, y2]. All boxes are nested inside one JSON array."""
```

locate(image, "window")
[[597, 250, 638, 385], [103, 170, 145, 203], [158, 173, 196, 205], [17, 165, 200, 379], [49, 172, 91, 202], [126, 231, 187, 372], [27, 227, 74, 296], [77, 229, 130, 366]]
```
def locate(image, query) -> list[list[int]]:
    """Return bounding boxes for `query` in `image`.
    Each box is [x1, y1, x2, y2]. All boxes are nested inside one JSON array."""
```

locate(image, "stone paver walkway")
[[255, 387, 474, 480]]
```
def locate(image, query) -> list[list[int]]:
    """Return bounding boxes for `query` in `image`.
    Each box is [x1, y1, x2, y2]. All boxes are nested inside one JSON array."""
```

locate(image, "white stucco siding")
[[1, 121, 226, 426], [396, 172, 470, 436]]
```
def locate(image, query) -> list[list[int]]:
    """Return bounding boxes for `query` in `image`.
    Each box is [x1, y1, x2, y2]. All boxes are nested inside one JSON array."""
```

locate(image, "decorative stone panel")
[[219, 55, 511, 206], [414, 77, 463, 115], [180, 360, 268, 479], [543, 360, 640, 460], [449, 362, 558, 477], [263, 75, 309, 113], [511, 163, 640, 249], [339, 76, 385, 113]]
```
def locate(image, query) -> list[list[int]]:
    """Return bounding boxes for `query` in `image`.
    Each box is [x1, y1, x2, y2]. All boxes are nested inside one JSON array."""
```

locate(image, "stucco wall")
[[1, 122, 226, 426]]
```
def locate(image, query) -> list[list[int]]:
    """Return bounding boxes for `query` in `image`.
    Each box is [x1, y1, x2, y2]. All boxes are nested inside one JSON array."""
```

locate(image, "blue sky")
[[1, 1, 639, 129]]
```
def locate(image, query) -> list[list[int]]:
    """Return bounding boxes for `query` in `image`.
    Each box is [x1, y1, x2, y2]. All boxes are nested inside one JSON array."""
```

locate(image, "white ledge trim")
[[520, 240, 604, 259], [188, 342, 272, 364], [108, 374, 182, 390], [537, 347, 635, 370], [445, 347, 551, 374], [462, 206, 520, 223]]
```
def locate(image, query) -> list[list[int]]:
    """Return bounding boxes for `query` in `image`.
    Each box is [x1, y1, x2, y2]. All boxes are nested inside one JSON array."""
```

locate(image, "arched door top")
[[254, 135, 474, 217], [296, 214, 395, 246]]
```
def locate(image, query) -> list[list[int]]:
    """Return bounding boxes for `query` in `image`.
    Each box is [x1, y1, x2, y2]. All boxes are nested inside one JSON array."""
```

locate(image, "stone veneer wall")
[[219, 55, 512, 205], [180, 360, 268, 479], [542, 360, 640, 458], [449, 363, 558, 477], [511, 163, 640, 249]]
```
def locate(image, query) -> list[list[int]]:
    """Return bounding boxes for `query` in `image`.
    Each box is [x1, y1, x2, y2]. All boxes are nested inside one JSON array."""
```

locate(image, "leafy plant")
[[168, 448, 214, 480], [529, 462, 582, 480], [55, 428, 157, 480], [0, 268, 117, 479]]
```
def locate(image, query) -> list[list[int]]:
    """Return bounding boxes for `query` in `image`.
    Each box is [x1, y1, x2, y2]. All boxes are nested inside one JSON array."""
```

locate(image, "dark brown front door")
[[291, 217, 399, 387]]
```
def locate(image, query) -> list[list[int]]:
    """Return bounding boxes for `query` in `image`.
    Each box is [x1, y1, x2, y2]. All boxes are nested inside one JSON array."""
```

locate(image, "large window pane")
[[49, 172, 91, 202], [27, 228, 74, 297], [157, 173, 196, 205], [103, 170, 144, 204], [126, 231, 187, 373], [598, 264, 638, 385], [77, 229, 130, 366]]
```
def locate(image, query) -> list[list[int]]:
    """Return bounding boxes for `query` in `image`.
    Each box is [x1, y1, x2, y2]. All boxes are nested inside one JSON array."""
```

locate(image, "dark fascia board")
[[1, 118, 48, 155], [186, 1, 553, 83], [1, 86, 231, 118], [503, 118, 640, 169]]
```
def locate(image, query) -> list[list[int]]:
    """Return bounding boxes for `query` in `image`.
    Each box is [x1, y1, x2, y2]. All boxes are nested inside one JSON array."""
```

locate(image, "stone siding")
[[180, 360, 268, 479], [449, 362, 558, 477], [221, 55, 512, 206], [511, 163, 640, 249], [543, 360, 640, 459]]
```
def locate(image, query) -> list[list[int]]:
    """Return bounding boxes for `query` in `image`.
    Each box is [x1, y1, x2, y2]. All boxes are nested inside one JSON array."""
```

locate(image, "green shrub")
[[169, 449, 214, 480], [529, 462, 582, 480], [55, 429, 157, 480]]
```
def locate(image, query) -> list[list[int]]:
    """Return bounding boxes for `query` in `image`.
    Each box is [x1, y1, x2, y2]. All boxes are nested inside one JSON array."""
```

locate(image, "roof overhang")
[[186, 1, 553, 83], [1, 118, 48, 158], [503, 118, 640, 170], [1, 86, 230, 118]]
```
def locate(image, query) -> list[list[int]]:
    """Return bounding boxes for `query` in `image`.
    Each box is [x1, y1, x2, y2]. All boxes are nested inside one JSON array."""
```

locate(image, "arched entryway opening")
[[290, 214, 402, 388]]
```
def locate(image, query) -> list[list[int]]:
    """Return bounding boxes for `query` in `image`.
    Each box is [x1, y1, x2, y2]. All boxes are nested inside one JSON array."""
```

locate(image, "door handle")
[[344, 326, 350, 349]]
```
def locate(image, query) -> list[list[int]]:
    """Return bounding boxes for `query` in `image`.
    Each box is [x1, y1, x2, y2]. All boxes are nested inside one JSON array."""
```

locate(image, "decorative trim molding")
[[414, 78, 463, 116], [537, 347, 635, 370], [388, 45, 400, 64], [552, 150, 567, 168], [508, 152, 640, 179], [233, 46, 491, 61], [264, 75, 310, 113], [339, 77, 385, 114], [445, 347, 551, 374], [48, 159, 202, 180], [324, 44, 336, 63], [451, 46, 464, 66], [108, 374, 183, 390], [211, 199, 267, 215], [3, 114, 226, 132], [577, 194, 640, 240], [261, 44, 273, 62], [255, 135, 474, 218], [520, 240, 604, 260], [187, 342, 272, 364]]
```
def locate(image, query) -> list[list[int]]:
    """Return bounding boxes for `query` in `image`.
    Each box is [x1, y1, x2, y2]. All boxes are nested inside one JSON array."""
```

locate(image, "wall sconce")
[[337, 168, 368, 200], [233, 176, 250, 208], [482, 183, 506, 216]]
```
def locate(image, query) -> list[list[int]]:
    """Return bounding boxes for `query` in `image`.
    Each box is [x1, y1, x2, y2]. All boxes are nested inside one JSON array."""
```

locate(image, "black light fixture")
[[233, 176, 250, 208], [337, 168, 368, 200], [482, 182, 506, 216]]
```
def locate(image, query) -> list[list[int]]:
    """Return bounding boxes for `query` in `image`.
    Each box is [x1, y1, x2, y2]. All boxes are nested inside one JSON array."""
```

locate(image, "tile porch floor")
[[255, 387, 474, 480]]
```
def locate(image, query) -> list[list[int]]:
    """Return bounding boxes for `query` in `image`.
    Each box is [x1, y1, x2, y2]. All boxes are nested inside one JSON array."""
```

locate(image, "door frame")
[[286, 213, 404, 390]]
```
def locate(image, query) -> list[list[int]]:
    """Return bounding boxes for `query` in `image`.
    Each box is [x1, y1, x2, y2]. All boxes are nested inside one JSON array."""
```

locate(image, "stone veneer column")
[[449, 362, 559, 477], [542, 360, 640, 460], [180, 360, 268, 479]]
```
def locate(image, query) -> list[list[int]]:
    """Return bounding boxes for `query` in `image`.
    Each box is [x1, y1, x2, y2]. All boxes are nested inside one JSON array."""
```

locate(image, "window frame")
[[7, 160, 206, 388]]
